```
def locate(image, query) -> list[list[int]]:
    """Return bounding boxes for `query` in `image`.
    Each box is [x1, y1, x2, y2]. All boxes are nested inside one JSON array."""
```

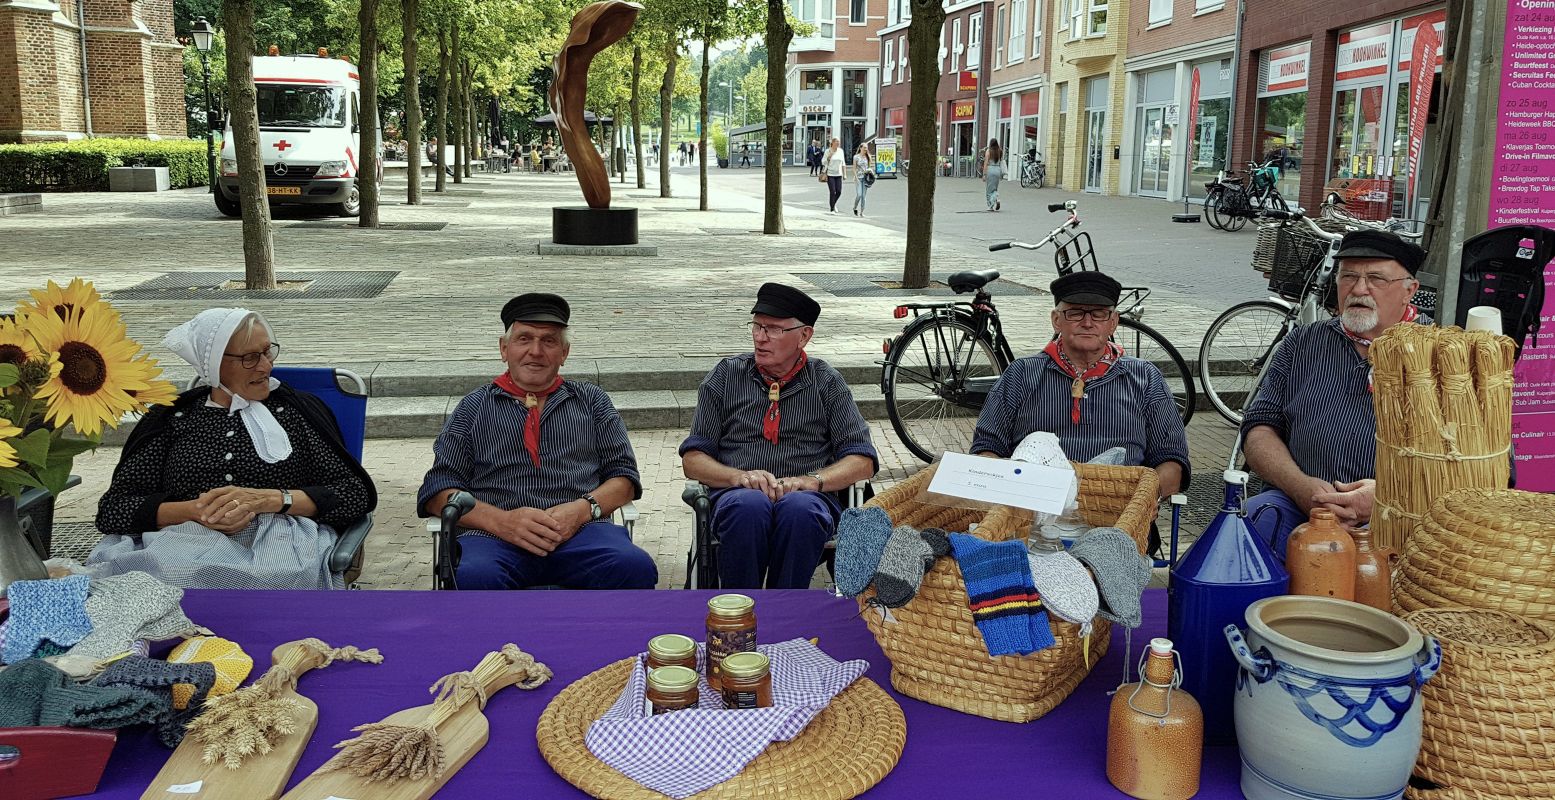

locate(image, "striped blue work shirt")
[[417, 380, 642, 517], [679, 354, 879, 476], [970, 353, 1191, 477], [1240, 318, 1373, 484]]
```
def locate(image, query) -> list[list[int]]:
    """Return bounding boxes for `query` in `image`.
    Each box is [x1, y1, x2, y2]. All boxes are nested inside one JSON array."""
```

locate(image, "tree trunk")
[[631, 43, 645, 188], [462, 61, 474, 178], [658, 36, 677, 198], [223, 0, 275, 289], [451, 26, 463, 184], [763, 0, 792, 234], [434, 27, 448, 192], [402, 0, 421, 204], [615, 99, 625, 182], [358, 0, 380, 227], [698, 34, 709, 211], [903, 0, 946, 287]]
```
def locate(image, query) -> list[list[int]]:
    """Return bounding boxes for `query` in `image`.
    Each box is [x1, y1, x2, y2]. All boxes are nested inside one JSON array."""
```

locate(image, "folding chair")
[[430, 495, 638, 590], [682, 480, 873, 590]]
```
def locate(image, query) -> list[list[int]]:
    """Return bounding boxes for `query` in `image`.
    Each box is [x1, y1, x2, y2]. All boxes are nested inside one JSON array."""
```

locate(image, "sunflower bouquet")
[[0, 279, 177, 497]]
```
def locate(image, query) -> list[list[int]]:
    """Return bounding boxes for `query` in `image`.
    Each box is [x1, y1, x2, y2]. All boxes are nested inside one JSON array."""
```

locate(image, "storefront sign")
[[1336, 21, 1392, 84], [952, 99, 977, 120], [1020, 92, 1042, 116], [1404, 21, 1439, 200], [1261, 41, 1310, 96], [1491, 0, 1555, 490], [875, 137, 898, 175], [958, 71, 979, 93], [800, 105, 831, 114], [1397, 9, 1446, 73], [887, 107, 907, 129], [1164, 105, 1180, 125]]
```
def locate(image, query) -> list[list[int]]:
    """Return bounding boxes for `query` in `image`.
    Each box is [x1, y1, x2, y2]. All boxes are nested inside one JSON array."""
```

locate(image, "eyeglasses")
[[223, 342, 281, 368], [747, 321, 809, 338], [508, 332, 566, 349], [1058, 308, 1115, 322], [1337, 272, 1414, 288]]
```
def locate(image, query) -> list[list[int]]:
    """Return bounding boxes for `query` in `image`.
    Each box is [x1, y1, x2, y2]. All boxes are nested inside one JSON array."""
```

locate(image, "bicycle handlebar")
[[1047, 202, 1071, 213], [988, 242, 1012, 252]]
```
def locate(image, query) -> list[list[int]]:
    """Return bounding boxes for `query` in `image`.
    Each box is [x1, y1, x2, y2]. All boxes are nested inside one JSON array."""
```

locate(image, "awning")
[[731, 117, 795, 137], [532, 111, 613, 126]]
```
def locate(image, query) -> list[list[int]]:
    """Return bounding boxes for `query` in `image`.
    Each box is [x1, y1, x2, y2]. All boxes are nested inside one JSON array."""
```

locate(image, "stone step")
[[0, 192, 42, 216]]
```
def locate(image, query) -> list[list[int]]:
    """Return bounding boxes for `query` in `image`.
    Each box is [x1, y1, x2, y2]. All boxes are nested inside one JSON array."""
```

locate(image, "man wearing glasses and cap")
[[680, 283, 879, 589], [417, 293, 657, 589], [972, 271, 1190, 550]]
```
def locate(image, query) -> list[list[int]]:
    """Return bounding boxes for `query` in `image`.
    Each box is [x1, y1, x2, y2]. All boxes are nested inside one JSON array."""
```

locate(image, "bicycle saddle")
[[947, 269, 1001, 294]]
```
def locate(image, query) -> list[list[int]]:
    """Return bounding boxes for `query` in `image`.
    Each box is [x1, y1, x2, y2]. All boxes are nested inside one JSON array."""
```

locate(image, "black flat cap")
[[501, 293, 570, 329], [1050, 271, 1122, 307], [751, 282, 821, 326], [1335, 230, 1427, 275]]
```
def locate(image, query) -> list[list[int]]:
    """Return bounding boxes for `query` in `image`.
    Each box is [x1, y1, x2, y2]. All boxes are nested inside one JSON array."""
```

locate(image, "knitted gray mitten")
[[871, 526, 936, 608], [834, 506, 894, 596]]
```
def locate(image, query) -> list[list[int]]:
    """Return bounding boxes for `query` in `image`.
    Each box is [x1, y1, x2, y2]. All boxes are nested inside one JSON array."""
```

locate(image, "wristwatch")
[[582, 493, 603, 520], [278, 489, 294, 515], [806, 471, 826, 493]]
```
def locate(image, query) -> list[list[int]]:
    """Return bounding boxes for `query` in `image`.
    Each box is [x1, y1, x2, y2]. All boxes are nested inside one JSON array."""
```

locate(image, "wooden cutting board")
[[140, 642, 332, 800]]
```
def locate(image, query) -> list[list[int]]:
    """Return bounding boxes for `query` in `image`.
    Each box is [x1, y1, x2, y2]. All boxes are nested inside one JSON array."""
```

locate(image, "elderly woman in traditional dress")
[[90, 309, 376, 589]]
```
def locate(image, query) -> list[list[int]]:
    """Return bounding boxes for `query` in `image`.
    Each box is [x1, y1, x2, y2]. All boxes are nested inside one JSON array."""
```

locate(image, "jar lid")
[[647, 665, 700, 693], [720, 651, 770, 680], [648, 634, 696, 659], [708, 593, 755, 617]]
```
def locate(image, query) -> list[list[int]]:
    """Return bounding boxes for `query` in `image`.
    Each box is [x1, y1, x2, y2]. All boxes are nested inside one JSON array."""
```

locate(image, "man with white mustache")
[[1239, 230, 1427, 560]]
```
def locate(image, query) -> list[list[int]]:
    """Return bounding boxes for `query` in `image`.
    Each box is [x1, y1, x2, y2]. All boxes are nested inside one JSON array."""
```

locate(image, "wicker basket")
[[1400, 608, 1555, 800], [856, 463, 1158, 722], [1393, 489, 1555, 622]]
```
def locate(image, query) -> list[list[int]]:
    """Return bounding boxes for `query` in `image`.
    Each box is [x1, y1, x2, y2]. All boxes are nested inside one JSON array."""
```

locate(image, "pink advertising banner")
[[1492, 0, 1555, 490]]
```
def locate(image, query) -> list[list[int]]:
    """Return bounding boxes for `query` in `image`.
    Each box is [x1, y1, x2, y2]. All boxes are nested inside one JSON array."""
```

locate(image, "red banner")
[[1187, 68, 1201, 162], [958, 71, 978, 93], [1405, 21, 1440, 200]]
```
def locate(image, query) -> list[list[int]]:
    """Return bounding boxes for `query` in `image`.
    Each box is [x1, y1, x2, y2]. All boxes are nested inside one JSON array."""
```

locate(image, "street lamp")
[[719, 80, 733, 129], [190, 17, 216, 194]]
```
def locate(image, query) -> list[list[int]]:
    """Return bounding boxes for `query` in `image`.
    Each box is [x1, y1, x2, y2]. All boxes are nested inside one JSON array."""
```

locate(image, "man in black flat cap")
[[972, 270, 1190, 514], [418, 293, 657, 589], [680, 282, 879, 588], [1241, 229, 1429, 558]]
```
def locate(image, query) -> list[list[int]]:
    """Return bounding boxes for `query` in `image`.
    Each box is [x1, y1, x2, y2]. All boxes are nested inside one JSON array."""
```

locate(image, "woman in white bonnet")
[[89, 309, 376, 589]]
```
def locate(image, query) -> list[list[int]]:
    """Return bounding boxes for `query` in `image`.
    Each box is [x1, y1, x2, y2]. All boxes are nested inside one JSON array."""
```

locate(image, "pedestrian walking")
[[689, 142, 697, 163], [807, 140, 821, 176], [823, 137, 846, 214], [740, 142, 752, 168], [851, 143, 873, 217], [678, 141, 688, 166], [984, 138, 1004, 212]]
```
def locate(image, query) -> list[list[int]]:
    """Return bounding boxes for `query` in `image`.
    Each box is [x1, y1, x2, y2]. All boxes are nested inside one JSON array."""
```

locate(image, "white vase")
[[1224, 595, 1440, 800], [0, 495, 50, 597]]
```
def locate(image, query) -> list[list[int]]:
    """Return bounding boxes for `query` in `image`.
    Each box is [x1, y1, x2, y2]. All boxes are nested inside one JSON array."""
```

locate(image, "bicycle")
[[1207, 160, 1289, 233], [1196, 197, 1430, 427], [1020, 150, 1047, 189], [879, 200, 1197, 463], [1203, 169, 1244, 231]]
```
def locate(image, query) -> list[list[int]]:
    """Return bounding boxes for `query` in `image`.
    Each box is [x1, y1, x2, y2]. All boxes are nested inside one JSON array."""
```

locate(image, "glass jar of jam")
[[705, 593, 757, 691], [719, 652, 773, 709], [646, 666, 700, 715], [647, 634, 698, 671]]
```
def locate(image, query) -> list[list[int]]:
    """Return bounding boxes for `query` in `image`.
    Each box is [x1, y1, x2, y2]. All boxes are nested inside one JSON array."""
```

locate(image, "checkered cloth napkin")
[[585, 638, 869, 799]]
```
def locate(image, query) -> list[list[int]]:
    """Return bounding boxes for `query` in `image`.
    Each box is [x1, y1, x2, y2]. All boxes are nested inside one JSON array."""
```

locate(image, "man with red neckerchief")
[[681, 283, 879, 589], [418, 293, 656, 589]]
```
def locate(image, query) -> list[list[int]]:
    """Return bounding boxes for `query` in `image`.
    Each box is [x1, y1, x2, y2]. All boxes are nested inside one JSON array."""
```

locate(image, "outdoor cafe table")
[[91, 588, 1244, 797]]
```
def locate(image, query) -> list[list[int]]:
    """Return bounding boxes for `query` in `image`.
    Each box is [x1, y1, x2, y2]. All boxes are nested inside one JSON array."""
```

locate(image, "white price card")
[[925, 452, 1076, 515]]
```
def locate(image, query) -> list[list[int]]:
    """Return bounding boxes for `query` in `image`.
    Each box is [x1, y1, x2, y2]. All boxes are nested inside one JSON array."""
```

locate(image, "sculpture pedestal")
[[552, 206, 638, 246]]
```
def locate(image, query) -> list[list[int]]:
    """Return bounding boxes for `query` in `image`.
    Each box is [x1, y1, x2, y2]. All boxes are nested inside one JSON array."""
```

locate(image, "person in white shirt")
[[823, 137, 847, 215]]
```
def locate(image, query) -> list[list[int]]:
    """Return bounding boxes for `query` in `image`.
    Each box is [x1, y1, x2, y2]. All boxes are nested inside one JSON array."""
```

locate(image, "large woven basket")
[[856, 463, 1158, 722], [1393, 489, 1555, 622], [1401, 608, 1555, 800]]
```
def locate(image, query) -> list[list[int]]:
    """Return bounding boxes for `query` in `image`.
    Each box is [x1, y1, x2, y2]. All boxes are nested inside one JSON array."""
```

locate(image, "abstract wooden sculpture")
[[548, 0, 641, 210]]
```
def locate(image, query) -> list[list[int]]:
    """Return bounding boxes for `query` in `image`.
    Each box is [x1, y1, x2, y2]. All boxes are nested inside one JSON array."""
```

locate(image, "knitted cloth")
[[1068, 527, 1152, 628], [93, 655, 217, 748], [1027, 549, 1100, 634], [0, 657, 165, 730], [871, 526, 936, 608], [833, 506, 893, 596], [919, 528, 953, 558], [1, 575, 93, 664], [167, 636, 252, 709], [70, 572, 201, 664], [948, 534, 1055, 656]]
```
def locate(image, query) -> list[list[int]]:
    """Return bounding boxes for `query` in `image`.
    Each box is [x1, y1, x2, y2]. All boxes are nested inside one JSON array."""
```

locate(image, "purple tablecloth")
[[89, 588, 1242, 798]]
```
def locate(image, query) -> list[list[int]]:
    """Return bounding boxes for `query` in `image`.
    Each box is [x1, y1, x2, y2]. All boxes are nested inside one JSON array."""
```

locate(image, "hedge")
[[0, 139, 210, 192]]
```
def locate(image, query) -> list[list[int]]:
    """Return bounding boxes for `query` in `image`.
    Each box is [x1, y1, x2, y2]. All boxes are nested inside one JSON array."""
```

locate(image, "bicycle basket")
[[1264, 223, 1329, 301], [1219, 186, 1253, 218]]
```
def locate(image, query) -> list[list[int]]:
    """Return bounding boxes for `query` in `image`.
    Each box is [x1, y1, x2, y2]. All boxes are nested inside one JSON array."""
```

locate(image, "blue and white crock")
[[1223, 595, 1440, 800]]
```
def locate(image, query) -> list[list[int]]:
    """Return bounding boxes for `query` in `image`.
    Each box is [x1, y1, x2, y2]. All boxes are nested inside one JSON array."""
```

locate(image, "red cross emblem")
[[273, 140, 292, 152]]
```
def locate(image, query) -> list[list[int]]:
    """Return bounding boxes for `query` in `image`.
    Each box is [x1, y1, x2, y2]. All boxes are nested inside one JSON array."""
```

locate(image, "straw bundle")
[[1370, 325, 1515, 553]]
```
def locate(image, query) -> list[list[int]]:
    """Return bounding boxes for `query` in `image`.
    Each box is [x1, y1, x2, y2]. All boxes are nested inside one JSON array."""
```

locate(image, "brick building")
[[986, 0, 1049, 170], [1045, 0, 1132, 194], [0, 0, 186, 142], [786, 0, 889, 162], [876, 0, 994, 178]]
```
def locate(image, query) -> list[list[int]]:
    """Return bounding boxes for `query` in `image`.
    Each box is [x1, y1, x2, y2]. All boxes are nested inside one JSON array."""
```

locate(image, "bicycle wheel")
[[1114, 317, 1195, 426], [884, 318, 1004, 463], [1205, 187, 1226, 230], [1198, 300, 1293, 426], [1021, 165, 1035, 188]]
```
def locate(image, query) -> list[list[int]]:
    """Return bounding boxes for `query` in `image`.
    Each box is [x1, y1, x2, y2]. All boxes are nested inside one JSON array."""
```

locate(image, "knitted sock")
[[1028, 549, 1099, 637], [919, 528, 953, 558], [71, 572, 199, 664], [871, 526, 936, 608], [949, 534, 1056, 656], [2, 575, 93, 664], [1070, 527, 1152, 629], [93, 655, 217, 748], [0, 657, 165, 730], [834, 506, 894, 596]]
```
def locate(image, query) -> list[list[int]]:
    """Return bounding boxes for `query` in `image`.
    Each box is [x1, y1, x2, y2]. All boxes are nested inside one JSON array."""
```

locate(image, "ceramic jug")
[[1286, 509, 1356, 601], [1350, 529, 1397, 612], [1107, 638, 1203, 800]]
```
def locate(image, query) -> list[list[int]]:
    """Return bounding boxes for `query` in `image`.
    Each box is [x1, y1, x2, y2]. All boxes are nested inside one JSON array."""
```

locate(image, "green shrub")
[[0, 139, 210, 192], [710, 126, 728, 161]]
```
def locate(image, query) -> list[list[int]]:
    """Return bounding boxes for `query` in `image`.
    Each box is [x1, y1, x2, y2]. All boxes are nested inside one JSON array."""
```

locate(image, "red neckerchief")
[[494, 373, 564, 466], [1044, 341, 1123, 424], [1339, 305, 1419, 393], [758, 352, 808, 444]]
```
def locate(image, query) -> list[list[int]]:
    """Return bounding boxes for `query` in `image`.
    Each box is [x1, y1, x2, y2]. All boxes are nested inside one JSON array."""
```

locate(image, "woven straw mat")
[[1394, 489, 1555, 622]]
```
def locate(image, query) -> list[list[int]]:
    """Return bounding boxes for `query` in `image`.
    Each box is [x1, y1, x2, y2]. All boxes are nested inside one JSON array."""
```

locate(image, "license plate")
[[266, 186, 301, 196]]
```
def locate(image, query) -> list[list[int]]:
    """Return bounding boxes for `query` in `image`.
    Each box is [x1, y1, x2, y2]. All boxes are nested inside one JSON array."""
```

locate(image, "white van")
[[216, 52, 381, 218]]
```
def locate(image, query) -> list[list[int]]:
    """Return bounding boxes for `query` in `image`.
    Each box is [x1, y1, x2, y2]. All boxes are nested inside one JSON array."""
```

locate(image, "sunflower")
[[17, 278, 112, 326], [26, 305, 148, 438], [0, 316, 40, 369], [0, 417, 19, 468], [122, 353, 179, 414]]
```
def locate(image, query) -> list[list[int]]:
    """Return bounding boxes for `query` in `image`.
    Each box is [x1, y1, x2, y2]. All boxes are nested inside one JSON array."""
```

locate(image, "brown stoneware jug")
[[1286, 509, 1356, 601], [1107, 638, 1203, 800], [1350, 529, 1398, 612]]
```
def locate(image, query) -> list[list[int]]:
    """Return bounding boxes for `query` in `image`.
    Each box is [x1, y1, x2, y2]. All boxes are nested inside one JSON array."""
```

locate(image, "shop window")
[[1256, 91, 1306, 201]]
